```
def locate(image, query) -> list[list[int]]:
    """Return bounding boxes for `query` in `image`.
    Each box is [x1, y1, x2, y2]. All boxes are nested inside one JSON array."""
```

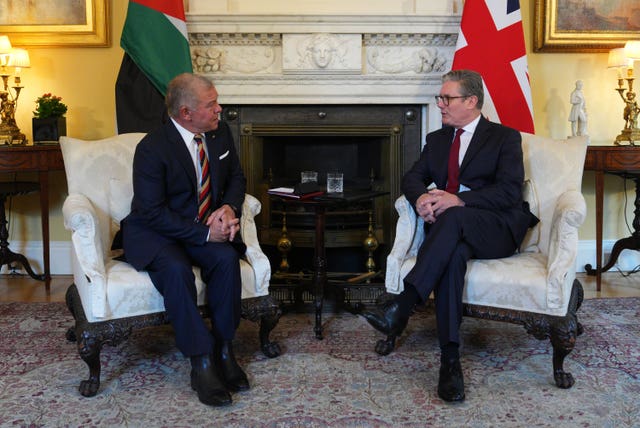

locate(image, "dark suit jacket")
[[401, 116, 532, 246], [121, 120, 247, 271]]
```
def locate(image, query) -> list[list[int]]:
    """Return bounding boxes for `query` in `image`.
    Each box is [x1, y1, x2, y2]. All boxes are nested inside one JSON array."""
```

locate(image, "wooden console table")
[[583, 145, 640, 291], [0, 144, 64, 289]]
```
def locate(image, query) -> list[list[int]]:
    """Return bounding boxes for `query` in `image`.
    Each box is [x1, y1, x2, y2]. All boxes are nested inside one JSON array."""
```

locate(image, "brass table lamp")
[[0, 35, 30, 145]]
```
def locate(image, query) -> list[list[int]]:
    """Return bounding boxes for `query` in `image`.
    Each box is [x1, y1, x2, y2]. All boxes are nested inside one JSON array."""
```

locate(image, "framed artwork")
[[534, 0, 640, 52], [0, 0, 109, 47]]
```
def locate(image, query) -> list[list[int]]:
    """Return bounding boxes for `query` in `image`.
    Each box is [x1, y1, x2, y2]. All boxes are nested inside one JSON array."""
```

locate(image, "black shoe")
[[361, 301, 409, 336], [215, 341, 250, 392], [437, 358, 465, 402], [190, 354, 232, 406]]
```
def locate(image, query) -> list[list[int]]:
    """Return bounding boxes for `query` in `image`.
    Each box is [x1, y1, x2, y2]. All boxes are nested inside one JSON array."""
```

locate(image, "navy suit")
[[121, 120, 247, 357], [401, 116, 531, 346]]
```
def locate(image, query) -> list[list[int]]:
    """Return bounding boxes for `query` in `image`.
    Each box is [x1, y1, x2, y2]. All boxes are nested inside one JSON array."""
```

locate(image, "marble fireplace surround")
[[186, 13, 461, 133]]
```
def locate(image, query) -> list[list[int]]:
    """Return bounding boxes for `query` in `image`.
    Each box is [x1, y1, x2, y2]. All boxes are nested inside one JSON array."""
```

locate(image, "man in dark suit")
[[362, 69, 533, 402], [121, 73, 247, 406]]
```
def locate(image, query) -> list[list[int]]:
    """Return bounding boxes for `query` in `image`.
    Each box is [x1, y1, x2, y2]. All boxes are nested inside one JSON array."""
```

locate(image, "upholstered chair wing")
[[60, 133, 281, 397], [381, 133, 589, 389]]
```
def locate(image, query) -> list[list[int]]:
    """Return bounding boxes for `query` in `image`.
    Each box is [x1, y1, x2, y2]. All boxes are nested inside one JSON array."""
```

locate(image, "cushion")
[[398, 253, 568, 317], [85, 258, 257, 322]]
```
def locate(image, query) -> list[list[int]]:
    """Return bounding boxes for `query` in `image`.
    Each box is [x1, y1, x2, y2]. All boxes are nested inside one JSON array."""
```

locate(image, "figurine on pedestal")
[[568, 80, 588, 137]]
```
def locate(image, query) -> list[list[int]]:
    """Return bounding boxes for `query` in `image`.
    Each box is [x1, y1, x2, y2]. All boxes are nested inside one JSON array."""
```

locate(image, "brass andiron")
[[277, 211, 292, 273], [363, 210, 379, 275]]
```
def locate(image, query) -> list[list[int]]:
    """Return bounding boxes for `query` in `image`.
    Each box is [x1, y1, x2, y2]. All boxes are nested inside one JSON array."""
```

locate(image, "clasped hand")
[[206, 205, 240, 242], [416, 189, 463, 224]]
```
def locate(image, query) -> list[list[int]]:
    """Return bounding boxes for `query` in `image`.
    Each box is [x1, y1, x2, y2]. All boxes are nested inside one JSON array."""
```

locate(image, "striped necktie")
[[445, 128, 464, 194], [194, 134, 211, 222]]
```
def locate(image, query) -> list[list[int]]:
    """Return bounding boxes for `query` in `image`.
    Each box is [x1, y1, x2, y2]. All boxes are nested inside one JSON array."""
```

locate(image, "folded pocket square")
[[219, 150, 229, 160]]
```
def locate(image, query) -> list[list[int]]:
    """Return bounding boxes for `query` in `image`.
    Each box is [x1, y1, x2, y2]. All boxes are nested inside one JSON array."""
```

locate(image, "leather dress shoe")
[[190, 354, 232, 406], [437, 358, 465, 402], [361, 300, 409, 336], [215, 341, 250, 392]]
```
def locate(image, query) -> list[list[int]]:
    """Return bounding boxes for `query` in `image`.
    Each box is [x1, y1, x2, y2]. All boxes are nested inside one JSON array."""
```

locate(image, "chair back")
[[520, 133, 588, 255], [59, 133, 146, 255]]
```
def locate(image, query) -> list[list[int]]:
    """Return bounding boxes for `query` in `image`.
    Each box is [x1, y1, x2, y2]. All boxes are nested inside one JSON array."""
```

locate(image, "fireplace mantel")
[[187, 13, 460, 131]]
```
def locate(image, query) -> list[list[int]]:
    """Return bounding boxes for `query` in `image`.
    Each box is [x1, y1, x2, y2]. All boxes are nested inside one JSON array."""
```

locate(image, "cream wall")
[[5, 0, 633, 272]]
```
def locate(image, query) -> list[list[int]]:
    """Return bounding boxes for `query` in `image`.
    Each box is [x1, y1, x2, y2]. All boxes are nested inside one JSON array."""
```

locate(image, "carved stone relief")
[[190, 33, 281, 74], [364, 33, 453, 75], [282, 33, 362, 75]]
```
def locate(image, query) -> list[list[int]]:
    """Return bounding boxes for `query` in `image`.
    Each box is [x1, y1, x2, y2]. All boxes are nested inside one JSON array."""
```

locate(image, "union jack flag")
[[452, 0, 535, 133]]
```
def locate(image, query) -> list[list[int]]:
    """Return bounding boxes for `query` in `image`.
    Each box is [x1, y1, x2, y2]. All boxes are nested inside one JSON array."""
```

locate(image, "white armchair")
[[381, 133, 588, 389], [60, 133, 281, 397]]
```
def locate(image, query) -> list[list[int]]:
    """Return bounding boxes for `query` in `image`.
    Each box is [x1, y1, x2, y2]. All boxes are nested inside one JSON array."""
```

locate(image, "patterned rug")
[[0, 298, 639, 427]]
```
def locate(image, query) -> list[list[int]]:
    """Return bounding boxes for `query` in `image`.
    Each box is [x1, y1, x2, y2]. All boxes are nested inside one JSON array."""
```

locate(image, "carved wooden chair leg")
[[375, 334, 396, 355], [551, 339, 575, 389], [241, 295, 283, 358], [549, 280, 583, 389], [550, 312, 580, 389], [76, 330, 103, 397], [259, 313, 282, 358]]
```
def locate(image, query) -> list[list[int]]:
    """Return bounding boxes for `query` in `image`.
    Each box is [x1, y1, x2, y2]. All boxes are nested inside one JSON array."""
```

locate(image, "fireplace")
[[223, 104, 421, 272], [187, 11, 458, 290]]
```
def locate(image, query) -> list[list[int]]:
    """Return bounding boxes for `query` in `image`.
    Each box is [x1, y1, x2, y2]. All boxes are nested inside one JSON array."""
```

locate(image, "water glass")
[[301, 171, 318, 183], [326, 172, 344, 193]]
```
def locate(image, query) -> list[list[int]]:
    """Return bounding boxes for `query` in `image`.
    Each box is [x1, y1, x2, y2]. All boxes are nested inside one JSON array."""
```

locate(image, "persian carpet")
[[0, 298, 638, 427]]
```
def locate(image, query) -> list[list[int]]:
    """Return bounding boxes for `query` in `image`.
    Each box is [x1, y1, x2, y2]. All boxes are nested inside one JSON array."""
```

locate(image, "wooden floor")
[[0, 271, 639, 303]]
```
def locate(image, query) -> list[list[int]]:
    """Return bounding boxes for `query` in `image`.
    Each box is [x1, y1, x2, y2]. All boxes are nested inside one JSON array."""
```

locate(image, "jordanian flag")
[[120, 0, 192, 96]]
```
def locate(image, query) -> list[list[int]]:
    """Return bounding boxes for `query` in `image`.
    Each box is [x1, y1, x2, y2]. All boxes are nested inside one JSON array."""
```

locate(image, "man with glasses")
[[362, 69, 534, 402]]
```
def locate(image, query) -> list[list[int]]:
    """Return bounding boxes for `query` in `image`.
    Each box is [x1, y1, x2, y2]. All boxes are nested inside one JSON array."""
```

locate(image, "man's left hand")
[[206, 205, 240, 242], [425, 189, 464, 219]]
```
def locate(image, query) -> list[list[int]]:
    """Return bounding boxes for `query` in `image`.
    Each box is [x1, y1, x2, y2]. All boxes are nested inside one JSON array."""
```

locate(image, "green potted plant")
[[32, 93, 68, 143]]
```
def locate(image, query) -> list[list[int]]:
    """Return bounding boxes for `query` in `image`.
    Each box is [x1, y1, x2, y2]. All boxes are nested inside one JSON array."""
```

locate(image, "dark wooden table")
[[0, 144, 64, 289], [274, 189, 388, 339], [583, 145, 640, 291]]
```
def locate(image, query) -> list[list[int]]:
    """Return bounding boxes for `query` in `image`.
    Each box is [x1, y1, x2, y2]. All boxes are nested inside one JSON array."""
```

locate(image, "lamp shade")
[[8, 48, 30, 68], [0, 35, 12, 53], [625, 41, 640, 60], [608, 47, 628, 68]]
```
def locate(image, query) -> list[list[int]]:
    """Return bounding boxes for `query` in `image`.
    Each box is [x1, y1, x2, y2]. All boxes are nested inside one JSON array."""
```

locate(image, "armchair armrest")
[[546, 190, 587, 308], [62, 193, 109, 318], [240, 193, 271, 297], [385, 195, 424, 294]]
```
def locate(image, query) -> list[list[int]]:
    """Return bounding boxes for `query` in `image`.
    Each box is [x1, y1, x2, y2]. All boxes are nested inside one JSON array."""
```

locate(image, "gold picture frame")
[[0, 0, 110, 47], [534, 0, 640, 53]]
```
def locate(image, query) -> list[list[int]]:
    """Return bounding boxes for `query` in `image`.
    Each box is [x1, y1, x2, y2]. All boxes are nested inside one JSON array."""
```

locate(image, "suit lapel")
[[459, 116, 491, 175], [436, 127, 455, 187], [166, 122, 198, 192]]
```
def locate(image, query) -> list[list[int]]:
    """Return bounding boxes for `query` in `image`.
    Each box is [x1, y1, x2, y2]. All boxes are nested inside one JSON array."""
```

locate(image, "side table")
[[583, 145, 640, 291], [0, 144, 64, 289], [273, 189, 388, 339]]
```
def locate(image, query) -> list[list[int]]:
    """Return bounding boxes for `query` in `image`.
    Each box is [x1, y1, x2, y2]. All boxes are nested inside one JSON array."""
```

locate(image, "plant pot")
[[32, 116, 66, 143]]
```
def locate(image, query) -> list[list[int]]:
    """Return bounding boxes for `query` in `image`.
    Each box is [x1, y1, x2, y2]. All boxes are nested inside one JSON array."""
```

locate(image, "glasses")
[[434, 95, 469, 106]]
